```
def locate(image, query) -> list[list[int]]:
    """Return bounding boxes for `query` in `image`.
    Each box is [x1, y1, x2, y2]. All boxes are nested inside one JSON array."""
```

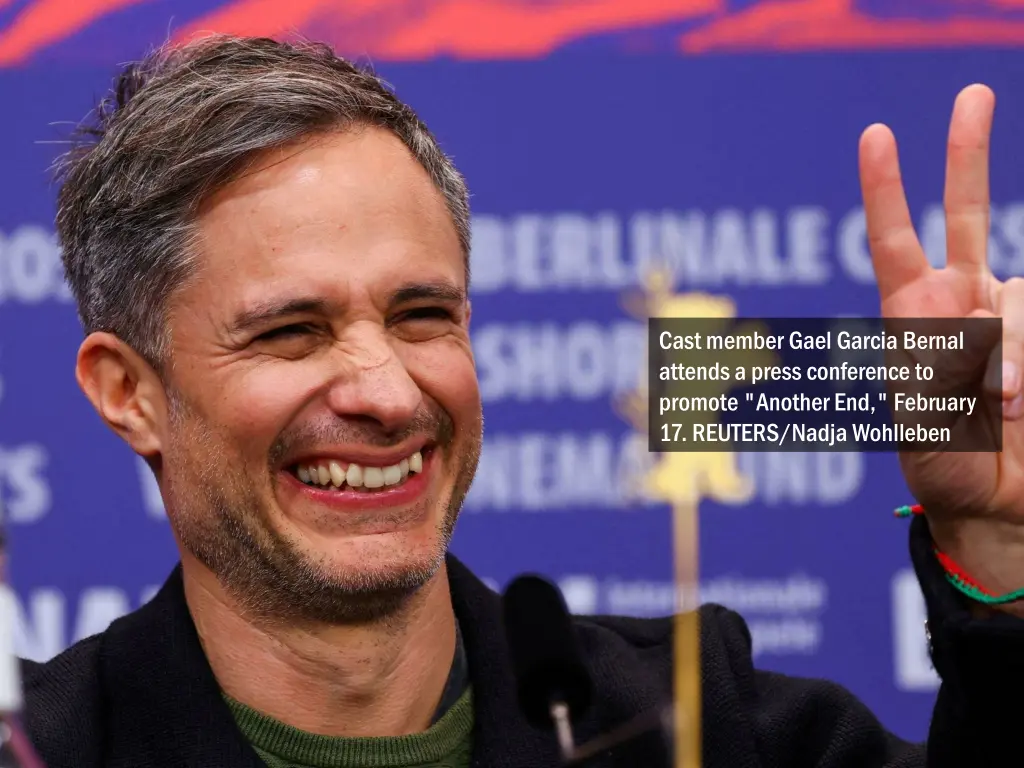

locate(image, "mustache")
[[268, 405, 455, 467]]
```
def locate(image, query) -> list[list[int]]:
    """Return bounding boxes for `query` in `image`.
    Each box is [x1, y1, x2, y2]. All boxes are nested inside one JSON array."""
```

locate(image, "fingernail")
[[1004, 362, 1020, 395], [1005, 394, 1024, 420]]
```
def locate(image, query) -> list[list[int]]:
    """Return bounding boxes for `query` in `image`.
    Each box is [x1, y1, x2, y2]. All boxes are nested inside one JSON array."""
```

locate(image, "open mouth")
[[288, 447, 431, 494]]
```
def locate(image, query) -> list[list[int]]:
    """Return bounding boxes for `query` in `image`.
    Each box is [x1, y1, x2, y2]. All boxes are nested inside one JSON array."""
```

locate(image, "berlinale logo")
[[617, 266, 770, 509]]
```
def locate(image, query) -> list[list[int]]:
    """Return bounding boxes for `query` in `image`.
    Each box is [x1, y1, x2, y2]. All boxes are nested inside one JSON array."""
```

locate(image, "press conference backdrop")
[[3, 0, 1024, 742]]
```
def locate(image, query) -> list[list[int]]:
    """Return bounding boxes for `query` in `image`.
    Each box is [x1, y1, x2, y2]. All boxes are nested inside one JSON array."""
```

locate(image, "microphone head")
[[502, 574, 593, 730]]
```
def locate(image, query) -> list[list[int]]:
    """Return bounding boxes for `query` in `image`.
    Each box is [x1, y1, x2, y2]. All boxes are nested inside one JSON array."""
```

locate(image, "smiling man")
[[154, 129, 481, 633], [19, 34, 1024, 768]]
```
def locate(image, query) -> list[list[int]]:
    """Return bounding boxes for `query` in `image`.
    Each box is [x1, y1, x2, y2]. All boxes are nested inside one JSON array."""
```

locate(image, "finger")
[[944, 84, 995, 275], [859, 123, 930, 302], [1000, 278, 1024, 419]]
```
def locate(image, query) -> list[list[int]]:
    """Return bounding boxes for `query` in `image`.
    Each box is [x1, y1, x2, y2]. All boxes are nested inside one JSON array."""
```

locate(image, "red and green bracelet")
[[895, 504, 1024, 605]]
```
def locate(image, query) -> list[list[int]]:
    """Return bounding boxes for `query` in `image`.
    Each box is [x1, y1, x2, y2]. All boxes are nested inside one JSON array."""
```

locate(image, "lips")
[[278, 440, 442, 515]]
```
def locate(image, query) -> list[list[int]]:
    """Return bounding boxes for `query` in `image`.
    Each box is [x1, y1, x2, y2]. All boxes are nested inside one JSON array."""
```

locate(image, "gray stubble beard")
[[162, 391, 482, 627]]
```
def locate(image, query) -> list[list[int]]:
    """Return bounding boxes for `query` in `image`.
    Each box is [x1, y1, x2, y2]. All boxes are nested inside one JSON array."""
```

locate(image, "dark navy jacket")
[[21, 514, 1022, 767]]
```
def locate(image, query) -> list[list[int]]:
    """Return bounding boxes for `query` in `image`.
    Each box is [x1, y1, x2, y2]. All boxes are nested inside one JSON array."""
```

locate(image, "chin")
[[304, 526, 447, 592]]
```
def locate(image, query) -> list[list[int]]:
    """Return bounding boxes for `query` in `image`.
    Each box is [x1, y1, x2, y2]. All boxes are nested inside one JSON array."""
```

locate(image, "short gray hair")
[[55, 35, 471, 369]]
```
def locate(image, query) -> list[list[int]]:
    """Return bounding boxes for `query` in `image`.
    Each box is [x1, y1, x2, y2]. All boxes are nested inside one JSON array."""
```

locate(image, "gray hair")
[[55, 34, 471, 370]]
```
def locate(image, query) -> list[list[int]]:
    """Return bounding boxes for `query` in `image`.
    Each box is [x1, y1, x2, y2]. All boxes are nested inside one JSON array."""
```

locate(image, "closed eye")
[[255, 323, 315, 341], [401, 307, 454, 321]]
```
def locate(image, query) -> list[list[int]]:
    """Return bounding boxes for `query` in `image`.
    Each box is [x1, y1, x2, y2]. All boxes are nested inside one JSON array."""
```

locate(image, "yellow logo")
[[618, 267, 775, 508]]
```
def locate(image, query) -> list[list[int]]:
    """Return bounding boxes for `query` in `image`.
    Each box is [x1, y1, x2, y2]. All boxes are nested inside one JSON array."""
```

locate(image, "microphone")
[[502, 574, 592, 758], [502, 575, 672, 765]]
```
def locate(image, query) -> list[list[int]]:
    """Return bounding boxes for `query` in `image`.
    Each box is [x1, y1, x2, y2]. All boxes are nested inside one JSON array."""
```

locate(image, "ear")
[[76, 332, 167, 458], [465, 299, 472, 330]]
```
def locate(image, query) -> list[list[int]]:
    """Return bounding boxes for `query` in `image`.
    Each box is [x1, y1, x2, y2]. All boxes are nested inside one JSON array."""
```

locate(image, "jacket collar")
[[97, 554, 573, 767]]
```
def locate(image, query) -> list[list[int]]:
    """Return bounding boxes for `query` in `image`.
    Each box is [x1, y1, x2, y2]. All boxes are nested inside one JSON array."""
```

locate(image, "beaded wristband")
[[895, 504, 1024, 604]]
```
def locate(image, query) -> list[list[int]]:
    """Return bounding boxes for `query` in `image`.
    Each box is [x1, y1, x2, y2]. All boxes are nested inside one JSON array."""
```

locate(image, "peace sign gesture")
[[860, 84, 1024, 602]]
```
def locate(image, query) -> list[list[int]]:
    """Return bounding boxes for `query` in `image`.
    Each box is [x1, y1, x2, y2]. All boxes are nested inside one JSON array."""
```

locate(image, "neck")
[[181, 556, 457, 738]]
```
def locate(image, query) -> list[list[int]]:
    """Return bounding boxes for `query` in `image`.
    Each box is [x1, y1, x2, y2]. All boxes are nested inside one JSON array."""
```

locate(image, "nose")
[[325, 323, 423, 432]]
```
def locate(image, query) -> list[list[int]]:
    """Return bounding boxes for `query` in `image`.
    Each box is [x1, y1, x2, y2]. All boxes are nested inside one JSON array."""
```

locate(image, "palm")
[[860, 84, 1024, 527]]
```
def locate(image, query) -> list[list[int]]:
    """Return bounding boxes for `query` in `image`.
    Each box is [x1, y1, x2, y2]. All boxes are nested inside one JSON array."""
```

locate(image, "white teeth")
[[295, 450, 425, 491], [329, 461, 346, 487], [363, 467, 384, 488], [382, 464, 402, 486], [346, 463, 363, 487]]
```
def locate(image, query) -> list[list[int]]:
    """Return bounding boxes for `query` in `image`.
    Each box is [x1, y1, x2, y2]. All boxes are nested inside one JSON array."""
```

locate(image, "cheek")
[[213, 365, 322, 449], [403, 341, 480, 422]]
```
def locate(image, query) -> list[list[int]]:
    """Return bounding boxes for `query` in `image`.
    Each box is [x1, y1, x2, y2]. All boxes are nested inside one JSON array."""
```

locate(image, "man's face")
[[158, 127, 481, 624]]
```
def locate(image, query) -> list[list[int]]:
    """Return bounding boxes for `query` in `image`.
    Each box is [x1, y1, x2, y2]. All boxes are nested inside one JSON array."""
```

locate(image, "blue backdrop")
[[4, 0, 1024, 744]]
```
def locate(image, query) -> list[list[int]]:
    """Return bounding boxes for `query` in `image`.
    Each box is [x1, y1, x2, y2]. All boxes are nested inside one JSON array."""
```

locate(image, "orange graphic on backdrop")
[[1, 0, 1024, 66], [681, 0, 1024, 52], [0, 0, 722, 64], [0, 0, 145, 65], [168, 0, 721, 59]]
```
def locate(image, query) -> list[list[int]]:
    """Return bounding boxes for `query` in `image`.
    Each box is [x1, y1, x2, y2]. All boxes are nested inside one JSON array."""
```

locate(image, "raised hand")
[[859, 84, 1024, 603]]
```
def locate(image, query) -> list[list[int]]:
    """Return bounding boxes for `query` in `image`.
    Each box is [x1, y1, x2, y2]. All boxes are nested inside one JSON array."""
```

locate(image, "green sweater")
[[224, 689, 474, 768]]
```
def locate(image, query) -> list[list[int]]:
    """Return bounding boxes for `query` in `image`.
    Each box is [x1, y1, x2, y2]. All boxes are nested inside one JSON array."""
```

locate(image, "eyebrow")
[[227, 281, 467, 336], [227, 297, 332, 336], [390, 282, 466, 305]]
